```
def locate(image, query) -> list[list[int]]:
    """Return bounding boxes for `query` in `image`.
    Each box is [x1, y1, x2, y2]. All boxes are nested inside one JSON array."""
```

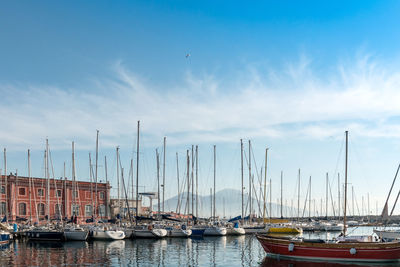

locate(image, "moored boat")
[[64, 226, 88, 241], [91, 226, 125, 240], [203, 226, 226, 236]]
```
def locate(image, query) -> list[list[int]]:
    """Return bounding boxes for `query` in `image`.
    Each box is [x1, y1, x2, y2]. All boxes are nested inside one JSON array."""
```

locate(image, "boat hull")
[[91, 230, 125, 240], [256, 235, 400, 263], [134, 229, 167, 238], [204, 227, 226, 236], [26, 231, 65, 241], [267, 227, 301, 234], [168, 229, 192, 237], [243, 226, 268, 234], [226, 227, 245, 235], [64, 230, 88, 241]]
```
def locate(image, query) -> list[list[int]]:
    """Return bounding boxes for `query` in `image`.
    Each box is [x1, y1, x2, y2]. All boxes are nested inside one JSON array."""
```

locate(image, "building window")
[[85, 192, 91, 199], [56, 189, 62, 197], [85, 205, 93, 217], [18, 203, 26, 215], [1, 186, 5, 194], [99, 191, 105, 200], [37, 203, 45, 216], [55, 204, 62, 217], [99, 205, 106, 217], [0, 202, 5, 215], [72, 204, 79, 216], [19, 187, 26, 196], [38, 188, 44, 197]]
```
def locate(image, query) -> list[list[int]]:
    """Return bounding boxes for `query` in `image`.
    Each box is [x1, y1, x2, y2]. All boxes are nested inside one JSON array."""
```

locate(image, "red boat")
[[256, 131, 400, 263], [257, 235, 400, 263]]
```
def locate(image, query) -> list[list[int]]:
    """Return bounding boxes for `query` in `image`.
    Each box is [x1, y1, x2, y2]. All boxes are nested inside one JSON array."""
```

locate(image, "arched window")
[[18, 203, 26, 216], [37, 203, 45, 216], [85, 205, 93, 217]]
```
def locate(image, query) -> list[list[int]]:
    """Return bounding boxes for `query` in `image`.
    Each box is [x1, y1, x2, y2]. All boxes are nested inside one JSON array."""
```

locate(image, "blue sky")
[[2, 1, 400, 216]]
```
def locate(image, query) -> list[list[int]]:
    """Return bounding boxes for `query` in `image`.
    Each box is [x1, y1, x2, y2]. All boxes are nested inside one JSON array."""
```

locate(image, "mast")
[[116, 147, 120, 217], [4, 148, 8, 222], [186, 150, 190, 217], [263, 148, 268, 224], [162, 137, 166, 213], [176, 152, 180, 214], [28, 149, 32, 223], [46, 139, 50, 224], [156, 149, 160, 217], [269, 178, 272, 220], [195, 145, 199, 219], [343, 130, 348, 236], [297, 169, 300, 221], [248, 140, 252, 219], [213, 145, 216, 220], [95, 130, 99, 218], [338, 173, 340, 219], [240, 139, 244, 225], [280, 171, 283, 219], [326, 172, 328, 218], [308, 176, 311, 219], [136, 120, 140, 224], [191, 145, 194, 217], [104, 156, 108, 218], [72, 142, 76, 217]]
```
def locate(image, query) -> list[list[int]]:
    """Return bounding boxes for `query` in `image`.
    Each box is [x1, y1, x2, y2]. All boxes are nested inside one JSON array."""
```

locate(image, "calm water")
[[1, 227, 399, 267]]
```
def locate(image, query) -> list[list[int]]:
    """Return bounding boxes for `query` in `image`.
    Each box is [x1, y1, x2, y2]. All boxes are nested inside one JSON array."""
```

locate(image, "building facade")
[[0, 174, 110, 223]]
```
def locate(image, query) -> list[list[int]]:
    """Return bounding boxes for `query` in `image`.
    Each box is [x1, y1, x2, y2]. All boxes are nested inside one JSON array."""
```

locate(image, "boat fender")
[[288, 243, 295, 252], [350, 248, 356, 255]]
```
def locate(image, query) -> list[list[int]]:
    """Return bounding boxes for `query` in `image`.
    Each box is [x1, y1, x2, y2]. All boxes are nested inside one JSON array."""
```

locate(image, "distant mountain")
[[152, 188, 297, 219]]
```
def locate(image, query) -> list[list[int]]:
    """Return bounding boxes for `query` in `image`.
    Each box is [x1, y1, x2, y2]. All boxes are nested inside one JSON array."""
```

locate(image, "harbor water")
[[2, 226, 400, 266]]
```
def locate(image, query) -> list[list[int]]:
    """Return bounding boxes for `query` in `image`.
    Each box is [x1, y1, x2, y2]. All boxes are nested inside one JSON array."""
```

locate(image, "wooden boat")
[[256, 131, 400, 263], [267, 225, 302, 234], [256, 235, 400, 263]]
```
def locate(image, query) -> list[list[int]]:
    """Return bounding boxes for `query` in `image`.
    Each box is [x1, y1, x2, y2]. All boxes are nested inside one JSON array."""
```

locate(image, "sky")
[[2, 0, 400, 216]]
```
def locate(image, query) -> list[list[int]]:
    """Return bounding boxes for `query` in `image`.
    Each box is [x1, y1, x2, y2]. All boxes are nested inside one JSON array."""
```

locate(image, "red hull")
[[257, 235, 400, 263]]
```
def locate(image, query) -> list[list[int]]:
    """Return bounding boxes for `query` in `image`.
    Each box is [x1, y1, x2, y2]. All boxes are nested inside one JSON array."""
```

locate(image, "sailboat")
[[204, 145, 226, 236], [256, 131, 400, 263], [64, 142, 89, 241], [26, 139, 64, 242]]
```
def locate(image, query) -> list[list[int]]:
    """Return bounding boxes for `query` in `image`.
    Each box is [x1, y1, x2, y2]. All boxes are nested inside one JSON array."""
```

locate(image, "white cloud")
[[1, 56, 400, 150]]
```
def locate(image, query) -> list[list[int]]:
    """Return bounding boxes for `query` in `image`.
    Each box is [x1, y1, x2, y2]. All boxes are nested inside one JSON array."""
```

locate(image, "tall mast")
[[72, 142, 76, 216], [46, 139, 50, 224], [213, 145, 216, 220], [195, 145, 199, 219], [191, 145, 194, 217], [269, 178, 272, 220], [248, 140, 252, 219], [156, 149, 160, 217], [95, 130, 99, 218], [116, 147, 120, 216], [280, 171, 283, 219], [104, 156, 108, 218], [308, 176, 311, 219], [4, 149, 8, 222], [162, 137, 166, 213], [240, 139, 244, 225], [326, 172, 329, 218], [343, 130, 348, 236], [186, 150, 190, 217], [297, 169, 300, 221], [263, 148, 268, 224], [136, 120, 140, 224], [28, 149, 32, 223], [176, 152, 180, 214], [338, 173, 340, 219]]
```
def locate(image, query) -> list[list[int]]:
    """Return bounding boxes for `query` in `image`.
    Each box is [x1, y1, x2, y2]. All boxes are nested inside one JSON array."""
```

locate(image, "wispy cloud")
[[1, 55, 400, 150]]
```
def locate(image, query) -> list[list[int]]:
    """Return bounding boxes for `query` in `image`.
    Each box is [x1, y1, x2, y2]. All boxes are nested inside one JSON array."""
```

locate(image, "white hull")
[[134, 229, 168, 238], [204, 227, 226, 236], [168, 229, 192, 237], [123, 228, 134, 239], [92, 230, 125, 240], [64, 230, 88, 241], [226, 227, 245, 235]]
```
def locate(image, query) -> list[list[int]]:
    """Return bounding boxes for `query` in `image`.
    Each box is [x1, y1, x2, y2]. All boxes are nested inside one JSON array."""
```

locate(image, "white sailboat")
[[90, 225, 125, 240], [204, 145, 226, 237]]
